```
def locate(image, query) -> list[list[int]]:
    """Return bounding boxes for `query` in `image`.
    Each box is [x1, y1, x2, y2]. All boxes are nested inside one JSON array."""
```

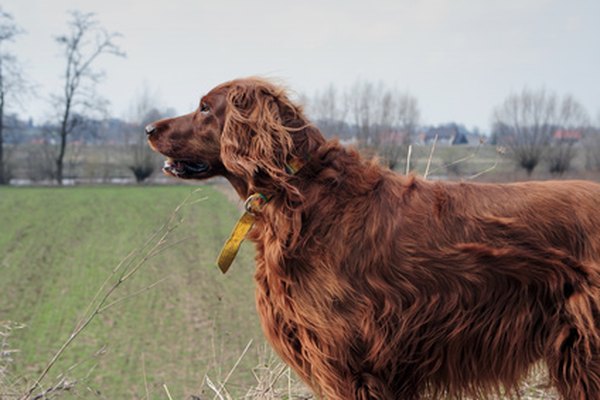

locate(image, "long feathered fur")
[[148, 77, 600, 400]]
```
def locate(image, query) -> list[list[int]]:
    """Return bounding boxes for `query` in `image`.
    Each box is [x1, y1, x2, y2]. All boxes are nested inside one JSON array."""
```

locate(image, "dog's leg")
[[351, 372, 398, 400], [547, 330, 600, 400], [547, 292, 600, 400], [308, 366, 397, 400]]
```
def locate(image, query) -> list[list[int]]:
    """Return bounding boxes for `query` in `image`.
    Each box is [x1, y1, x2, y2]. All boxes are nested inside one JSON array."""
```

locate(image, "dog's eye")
[[199, 102, 210, 114]]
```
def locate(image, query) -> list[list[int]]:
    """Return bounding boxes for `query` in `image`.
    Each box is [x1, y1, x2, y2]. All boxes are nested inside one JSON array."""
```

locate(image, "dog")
[[147, 77, 600, 399]]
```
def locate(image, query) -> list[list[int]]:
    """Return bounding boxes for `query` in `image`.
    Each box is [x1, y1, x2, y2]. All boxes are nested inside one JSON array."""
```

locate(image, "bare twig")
[[423, 134, 438, 180], [405, 145, 413, 175], [205, 376, 225, 400], [467, 159, 499, 180], [146, 236, 194, 259], [467, 146, 505, 181], [30, 377, 76, 400], [212, 339, 254, 400], [426, 139, 484, 178], [163, 383, 174, 400], [97, 277, 169, 314]]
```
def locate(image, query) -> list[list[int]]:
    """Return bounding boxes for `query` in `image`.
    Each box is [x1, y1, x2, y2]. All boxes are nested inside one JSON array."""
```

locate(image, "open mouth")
[[163, 158, 210, 178]]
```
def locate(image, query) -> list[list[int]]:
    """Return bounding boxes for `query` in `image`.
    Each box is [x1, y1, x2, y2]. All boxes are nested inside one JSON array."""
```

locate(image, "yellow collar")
[[216, 159, 305, 273]]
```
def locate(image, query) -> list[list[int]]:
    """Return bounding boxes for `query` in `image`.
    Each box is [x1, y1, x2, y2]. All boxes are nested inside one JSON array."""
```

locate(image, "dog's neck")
[[216, 157, 307, 273], [224, 125, 326, 200], [224, 157, 307, 200]]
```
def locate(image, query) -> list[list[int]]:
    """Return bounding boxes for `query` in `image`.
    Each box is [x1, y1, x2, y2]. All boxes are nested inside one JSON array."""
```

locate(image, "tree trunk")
[[56, 97, 72, 185], [56, 133, 66, 185]]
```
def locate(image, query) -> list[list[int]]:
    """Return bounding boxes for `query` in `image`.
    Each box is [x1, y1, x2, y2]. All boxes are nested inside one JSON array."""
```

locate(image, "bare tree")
[[348, 80, 380, 146], [379, 90, 420, 170], [127, 85, 165, 183], [492, 88, 588, 176], [346, 80, 420, 169], [395, 93, 420, 145], [0, 8, 26, 184], [52, 11, 124, 185], [309, 84, 350, 139], [545, 96, 589, 175]]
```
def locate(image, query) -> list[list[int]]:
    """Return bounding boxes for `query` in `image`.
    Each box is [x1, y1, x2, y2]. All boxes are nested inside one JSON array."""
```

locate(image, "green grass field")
[[0, 184, 274, 399]]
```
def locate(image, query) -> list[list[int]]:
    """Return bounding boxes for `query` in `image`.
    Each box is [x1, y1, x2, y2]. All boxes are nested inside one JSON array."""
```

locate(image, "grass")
[[0, 184, 267, 399]]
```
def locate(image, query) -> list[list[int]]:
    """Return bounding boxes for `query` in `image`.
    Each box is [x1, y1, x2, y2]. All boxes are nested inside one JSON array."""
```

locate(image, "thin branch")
[[423, 134, 438, 180], [145, 236, 194, 260], [163, 384, 174, 400], [212, 339, 254, 400], [97, 277, 169, 314], [426, 140, 484, 178], [405, 145, 412, 175], [467, 158, 499, 180], [205, 376, 225, 400], [30, 378, 76, 400]]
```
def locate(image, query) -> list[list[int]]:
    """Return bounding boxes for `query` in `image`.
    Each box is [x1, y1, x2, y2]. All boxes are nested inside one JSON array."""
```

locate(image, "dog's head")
[[147, 78, 323, 197]]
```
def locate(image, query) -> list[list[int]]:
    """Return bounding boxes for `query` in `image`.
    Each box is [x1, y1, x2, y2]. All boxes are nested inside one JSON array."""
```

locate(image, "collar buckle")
[[244, 193, 269, 215]]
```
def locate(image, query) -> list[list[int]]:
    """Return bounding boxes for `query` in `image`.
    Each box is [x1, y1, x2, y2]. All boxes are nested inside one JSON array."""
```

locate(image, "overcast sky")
[[3, 0, 600, 131]]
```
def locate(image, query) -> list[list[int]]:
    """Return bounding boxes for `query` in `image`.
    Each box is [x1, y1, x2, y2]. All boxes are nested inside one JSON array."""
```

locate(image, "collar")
[[216, 158, 305, 273]]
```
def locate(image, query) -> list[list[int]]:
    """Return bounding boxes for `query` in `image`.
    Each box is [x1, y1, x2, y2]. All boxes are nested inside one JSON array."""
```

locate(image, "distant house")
[[493, 125, 584, 147], [553, 129, 582, 144]]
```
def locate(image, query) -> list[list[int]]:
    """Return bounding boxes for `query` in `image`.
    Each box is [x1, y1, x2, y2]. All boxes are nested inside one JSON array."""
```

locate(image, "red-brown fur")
[[147, 78, 600, 399]]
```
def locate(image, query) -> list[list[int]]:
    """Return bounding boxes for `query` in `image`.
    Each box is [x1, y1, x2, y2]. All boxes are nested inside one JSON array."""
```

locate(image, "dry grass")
[[193, 334, 558, 400], [200, 343, 314, 400], [1, 321, 25, 399], [0, 318, 562, 400]]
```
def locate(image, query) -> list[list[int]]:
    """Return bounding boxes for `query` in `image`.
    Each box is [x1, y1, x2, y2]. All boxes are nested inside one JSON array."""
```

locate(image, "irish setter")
[[147, 77, 600, 399]]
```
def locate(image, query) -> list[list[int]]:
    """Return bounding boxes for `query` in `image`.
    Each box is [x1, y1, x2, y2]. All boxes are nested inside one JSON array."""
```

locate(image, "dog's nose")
[[145, 124, 157, 136]]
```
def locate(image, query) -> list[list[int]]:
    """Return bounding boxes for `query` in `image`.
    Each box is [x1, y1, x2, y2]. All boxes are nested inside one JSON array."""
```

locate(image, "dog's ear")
[[221, 81, 301, 198]]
